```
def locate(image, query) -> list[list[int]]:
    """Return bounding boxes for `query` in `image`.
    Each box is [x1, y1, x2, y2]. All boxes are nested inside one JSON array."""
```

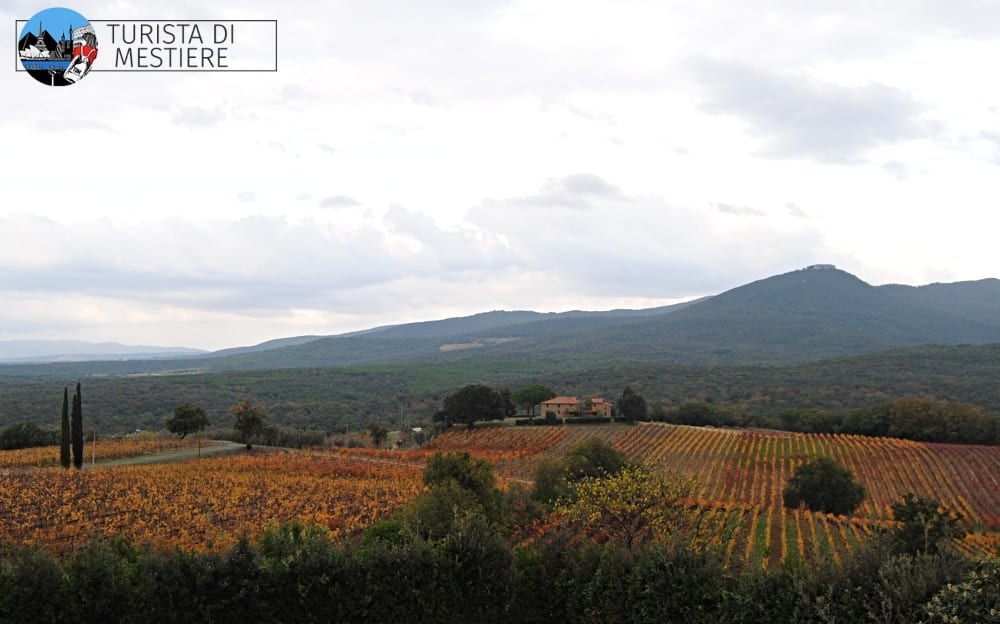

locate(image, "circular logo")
[[18, 7, 98, 87]]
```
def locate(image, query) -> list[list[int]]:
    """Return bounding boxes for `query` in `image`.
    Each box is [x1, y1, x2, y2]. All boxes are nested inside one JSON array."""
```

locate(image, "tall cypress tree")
[[71, 382, 83, 470], [60, 387, 71, 469]]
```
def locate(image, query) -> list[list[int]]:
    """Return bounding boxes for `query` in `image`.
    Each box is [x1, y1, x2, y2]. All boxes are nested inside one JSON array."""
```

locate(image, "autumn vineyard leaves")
[[2, 424, 998, 567]]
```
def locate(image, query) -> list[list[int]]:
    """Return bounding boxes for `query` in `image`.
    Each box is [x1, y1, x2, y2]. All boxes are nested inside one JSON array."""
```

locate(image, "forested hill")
[[2, 343, 1000, 433], [2, 266, 1000, 379]]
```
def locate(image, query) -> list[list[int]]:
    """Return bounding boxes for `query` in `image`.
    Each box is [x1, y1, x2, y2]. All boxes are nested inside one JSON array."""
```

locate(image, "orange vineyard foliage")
[[2, 423, 998, 568], [432, 423, 1000, 567], [0, 449, 423, 554], [0, 436, 210, 470]]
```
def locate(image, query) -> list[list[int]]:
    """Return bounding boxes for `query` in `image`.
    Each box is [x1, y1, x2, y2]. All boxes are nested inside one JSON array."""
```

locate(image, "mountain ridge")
[[3, 266, 999, 375]]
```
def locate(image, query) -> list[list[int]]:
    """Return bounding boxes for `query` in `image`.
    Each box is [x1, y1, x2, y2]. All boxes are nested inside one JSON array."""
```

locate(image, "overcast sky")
[[3, 0, 999, 350]]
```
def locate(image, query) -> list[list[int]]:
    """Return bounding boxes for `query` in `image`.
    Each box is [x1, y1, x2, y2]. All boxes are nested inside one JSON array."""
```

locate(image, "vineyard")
[[0, 436, 213, 470], [0, 448, 423, 554], [1, 424, 998, 567], [428, 423, 1000, 566]]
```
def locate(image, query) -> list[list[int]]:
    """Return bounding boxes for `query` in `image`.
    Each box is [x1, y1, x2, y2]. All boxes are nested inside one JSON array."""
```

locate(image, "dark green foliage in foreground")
[[922, 558, 1000, 623], [782, 457, 865, 515], [0, 528, 985, 624]]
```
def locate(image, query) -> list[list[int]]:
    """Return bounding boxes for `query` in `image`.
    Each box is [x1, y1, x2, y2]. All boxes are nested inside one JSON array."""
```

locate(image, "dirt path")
[[88, 440, 248, 468]]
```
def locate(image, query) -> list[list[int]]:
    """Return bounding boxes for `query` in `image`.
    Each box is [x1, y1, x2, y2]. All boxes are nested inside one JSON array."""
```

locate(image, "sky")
[[2, 0, 999, 351]]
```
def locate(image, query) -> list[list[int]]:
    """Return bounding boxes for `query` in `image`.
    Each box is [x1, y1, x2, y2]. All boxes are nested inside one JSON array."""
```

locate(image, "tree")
[[0, 422, 56, 451], [167, 403, 211, 458], [407, 452, 503, 538], [511, 385, 556, 417], [423, 451, 497, 502], [499, 389, 517, 419], [71, 382, 83, 469], [366, 422, 389, 448], [232, 399, 265, 450], [60, 388, 71, 468], [617, 386, 647, 422], [434, 384, 508, 428], [166, 403, 210, 438], [555, 465, 696, 550], [890, 493, 965, 555], [782, 457, 865, 515], [563, 437, 630, 482]]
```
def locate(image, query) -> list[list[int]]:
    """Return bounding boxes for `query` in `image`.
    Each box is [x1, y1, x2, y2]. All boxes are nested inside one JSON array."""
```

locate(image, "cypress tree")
[[71, 382, 83, 469], [60, 387, 71, 469]]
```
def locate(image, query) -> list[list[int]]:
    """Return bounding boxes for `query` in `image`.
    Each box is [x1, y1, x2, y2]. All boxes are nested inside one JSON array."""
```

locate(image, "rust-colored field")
[[2, 424, 997, 567], [429, 423, 1000, 566], [0, 448, 422, 554]]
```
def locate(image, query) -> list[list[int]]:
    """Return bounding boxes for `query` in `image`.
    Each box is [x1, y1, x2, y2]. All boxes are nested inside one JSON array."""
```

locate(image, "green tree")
[[782, 457, 865, 515], [408, 452, 502, 539], [60, 387, 71, 468], [0, 422, 56, 451], [555, 465, 696, 550], [366, 422, 389, 448], [890, 493, 965, 555], [232, 399, 265, 450], [531, 459, 571, 504], [434, 384, 508, 428], [423, 451, 496, 502], [166, 403, 210, 438], [71, 382, 83, 469], [563, 437, 630, 482], [617, 386, 648, 421], [512, 385, 556, 417]]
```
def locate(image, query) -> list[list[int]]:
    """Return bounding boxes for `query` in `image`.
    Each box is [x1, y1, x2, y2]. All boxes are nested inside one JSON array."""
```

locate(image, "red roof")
[[541, 396, 579, 404]]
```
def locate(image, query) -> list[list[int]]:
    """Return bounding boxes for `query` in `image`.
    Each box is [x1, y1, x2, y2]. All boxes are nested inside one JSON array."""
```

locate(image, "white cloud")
[[1, 0, 998, 348]]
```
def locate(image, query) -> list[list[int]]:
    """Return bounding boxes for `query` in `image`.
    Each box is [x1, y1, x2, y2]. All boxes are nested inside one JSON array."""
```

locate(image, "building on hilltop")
[[540, 396, 614, 420]]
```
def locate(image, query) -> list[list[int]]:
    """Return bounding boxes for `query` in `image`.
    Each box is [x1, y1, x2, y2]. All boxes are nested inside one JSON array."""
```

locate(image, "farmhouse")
[[539, 396, 614, 419]]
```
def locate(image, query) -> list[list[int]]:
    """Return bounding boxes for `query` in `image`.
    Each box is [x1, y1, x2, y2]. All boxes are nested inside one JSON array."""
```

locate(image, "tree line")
[[658, 396, 999, 445]]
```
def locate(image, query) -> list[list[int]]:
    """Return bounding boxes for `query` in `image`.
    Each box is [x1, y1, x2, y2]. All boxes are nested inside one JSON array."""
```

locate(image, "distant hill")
[[464, 266, 1000, 365], [208, 335, 327, 358], [2, 266, 999, 377], [0, 340, 205, 364]]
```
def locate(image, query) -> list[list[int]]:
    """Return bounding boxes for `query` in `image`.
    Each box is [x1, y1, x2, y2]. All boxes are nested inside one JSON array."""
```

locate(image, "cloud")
[[467, 176, 838, 298], [237, 192, 256, 203], [36, 118, 116, 134], [713, 202, 765, 217], [786, 203, 808, 218], [509, 173, 626, 210], [171, 106, 227, 128], [319, 195, 361, 209], [690, 57, 936, 163], [882, 160, 925, 180]]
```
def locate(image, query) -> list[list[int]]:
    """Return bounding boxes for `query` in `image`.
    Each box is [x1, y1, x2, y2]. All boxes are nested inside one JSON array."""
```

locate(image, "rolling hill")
[[2, 265, 999, 379]]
